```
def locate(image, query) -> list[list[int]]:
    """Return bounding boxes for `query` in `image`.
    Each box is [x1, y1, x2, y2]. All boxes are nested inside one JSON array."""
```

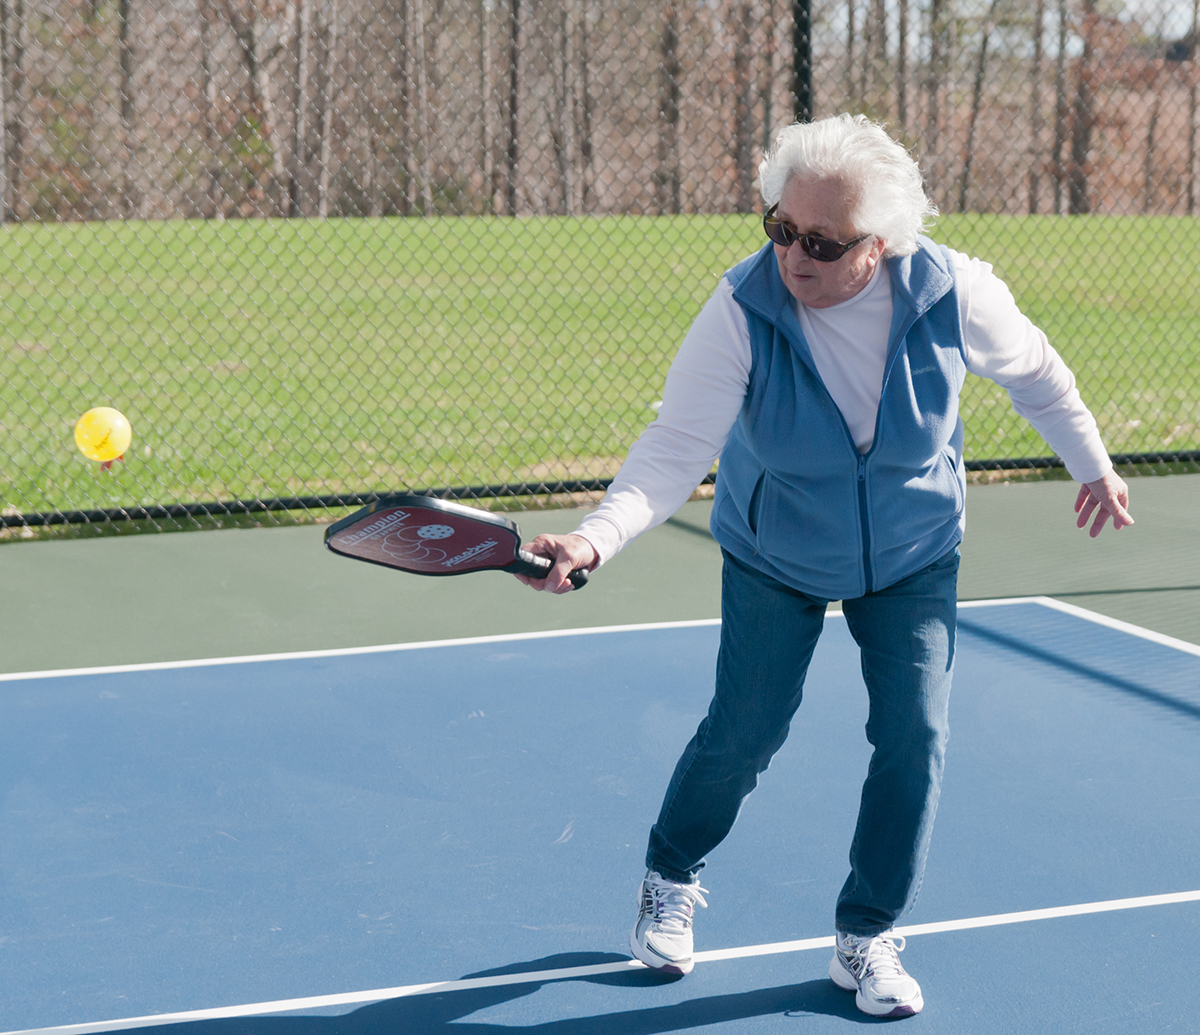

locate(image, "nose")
[[781, 238, 812, 269]]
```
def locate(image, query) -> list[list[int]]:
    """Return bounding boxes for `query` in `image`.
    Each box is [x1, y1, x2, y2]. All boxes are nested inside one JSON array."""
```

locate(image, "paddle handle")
[[510, 549, 589, 589]]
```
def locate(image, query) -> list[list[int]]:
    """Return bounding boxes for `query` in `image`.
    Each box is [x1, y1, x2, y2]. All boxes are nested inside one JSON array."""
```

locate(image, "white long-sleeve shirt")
[[576, 248, 1111, 565]]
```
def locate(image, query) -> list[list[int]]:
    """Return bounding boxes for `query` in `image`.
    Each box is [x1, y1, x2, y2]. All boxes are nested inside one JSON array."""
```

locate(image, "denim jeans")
[[645, 546, 959, 936]]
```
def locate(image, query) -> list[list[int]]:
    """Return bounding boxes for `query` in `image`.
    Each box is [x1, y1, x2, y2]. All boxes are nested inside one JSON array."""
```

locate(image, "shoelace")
[[855, 933, 907, 979], [646, 877, 708, 933]]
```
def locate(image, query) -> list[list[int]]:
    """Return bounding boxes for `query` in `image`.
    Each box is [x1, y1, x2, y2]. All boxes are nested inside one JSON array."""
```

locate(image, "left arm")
[[954, 252, 1133, 536]]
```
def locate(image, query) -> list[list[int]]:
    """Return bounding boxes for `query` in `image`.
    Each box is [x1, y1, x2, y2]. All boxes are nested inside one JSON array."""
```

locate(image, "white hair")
[[758, 114, 938, 257]]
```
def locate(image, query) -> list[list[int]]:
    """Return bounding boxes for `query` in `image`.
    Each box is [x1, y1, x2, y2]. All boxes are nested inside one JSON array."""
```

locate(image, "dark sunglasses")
[[763, 205, 870, 262]]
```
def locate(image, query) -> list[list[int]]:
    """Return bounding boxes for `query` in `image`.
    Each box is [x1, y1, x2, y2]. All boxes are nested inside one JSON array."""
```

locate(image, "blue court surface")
[[3, 597, 1199, 1035]]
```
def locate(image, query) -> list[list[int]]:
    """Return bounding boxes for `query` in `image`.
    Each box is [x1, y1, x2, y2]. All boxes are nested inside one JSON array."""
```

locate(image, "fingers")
[[1077, 473, 1134, 538], [517, 533, 597, 593]]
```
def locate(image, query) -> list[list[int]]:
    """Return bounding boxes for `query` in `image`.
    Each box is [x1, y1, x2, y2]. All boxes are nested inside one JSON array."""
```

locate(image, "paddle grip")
[[513, 549, 589, 589]]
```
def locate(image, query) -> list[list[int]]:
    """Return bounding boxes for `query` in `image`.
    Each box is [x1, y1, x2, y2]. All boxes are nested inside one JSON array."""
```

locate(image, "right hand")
[[514, 533, 598, 594]]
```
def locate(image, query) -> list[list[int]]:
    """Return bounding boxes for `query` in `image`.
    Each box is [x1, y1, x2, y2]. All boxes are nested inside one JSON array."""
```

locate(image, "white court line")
[[5, 888, 1199, 1035], [1026, 595, 1200, 658], [4, 594, 1196, 685], [0, 619, 722, 683]]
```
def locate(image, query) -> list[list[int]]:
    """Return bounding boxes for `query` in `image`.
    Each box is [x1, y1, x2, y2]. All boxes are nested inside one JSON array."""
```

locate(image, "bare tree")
[[199, 0, 225, 219], [733, 0, 755, 213], [925, 0, 951, 186], [411, 0, 433, 214], [1188, 0, 1199, 214], [479, 0, 496, 213], [505, 0, 519, 214], [897, 0, 909, 129], [316, 0, 338, 218], [0, 0, 7, 222], [959, 0, 1002, 211], [550, 1, 578, 214], [0, 0, 29, 222], [1052, 0, 1067, 212], [577, 0, 593, 210], [219, 0, 294, 213], [1142, 84, 1160, 212], [1028, 0, 1045, 212], [846, 0, 857, 103], [288, 0, 312, 216], [864, 0, 888, 111], [1069, 0, 1097, 214], [656, 0, 681, 214], [118, 0, 138, 216]]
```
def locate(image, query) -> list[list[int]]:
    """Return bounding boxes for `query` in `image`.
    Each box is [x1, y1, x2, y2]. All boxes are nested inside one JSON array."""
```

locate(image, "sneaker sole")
[[828, 953, 923, 1018], [629, 929, 693, 975]]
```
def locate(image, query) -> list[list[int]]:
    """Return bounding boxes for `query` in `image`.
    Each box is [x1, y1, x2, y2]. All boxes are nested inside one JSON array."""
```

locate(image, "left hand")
[[1074, 470, 1134, 537]]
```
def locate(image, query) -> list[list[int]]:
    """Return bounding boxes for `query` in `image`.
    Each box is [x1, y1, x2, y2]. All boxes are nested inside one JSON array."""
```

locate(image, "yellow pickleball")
[[74, 407, 132, 463]]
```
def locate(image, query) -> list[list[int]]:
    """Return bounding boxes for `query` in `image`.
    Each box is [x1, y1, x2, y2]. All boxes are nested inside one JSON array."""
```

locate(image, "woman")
[[516, 114, 1132, 1019]]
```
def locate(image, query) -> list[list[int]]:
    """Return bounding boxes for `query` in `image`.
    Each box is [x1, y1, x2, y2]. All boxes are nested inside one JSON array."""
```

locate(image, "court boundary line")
[[3, 595, 1197, 684], [6, 888, 1199, 1035], [0, 619, 722, 683]]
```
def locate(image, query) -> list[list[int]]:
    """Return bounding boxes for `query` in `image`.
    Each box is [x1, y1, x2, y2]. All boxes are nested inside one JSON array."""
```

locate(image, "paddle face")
[[325, 496, 524, 575], [324, 495, 589, 588]]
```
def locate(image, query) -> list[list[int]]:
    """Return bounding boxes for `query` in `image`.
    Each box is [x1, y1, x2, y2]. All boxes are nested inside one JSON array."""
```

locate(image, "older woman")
[[517, 114, 1132, 1018]]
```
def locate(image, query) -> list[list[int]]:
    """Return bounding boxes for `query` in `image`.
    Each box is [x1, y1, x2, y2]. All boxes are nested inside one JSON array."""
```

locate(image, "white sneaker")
[[829, 930, 924, 1018], [629, 870, 708, 975]]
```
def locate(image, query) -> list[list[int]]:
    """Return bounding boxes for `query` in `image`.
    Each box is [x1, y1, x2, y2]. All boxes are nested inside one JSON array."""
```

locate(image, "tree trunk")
[[289, 0, 311, 216], [317, 0, 338, 218], [232, 7, 290, 214], [412, 0, 433, 214], [0, 1, 8, 222], [118, 0, 138, 216], [200, 0, 223, 219], [505, 0, 519, 214], [551, 3, 576, 214], [577, 0, 593, 210], [1142, 82, 1160, 213], [1068, 0, 1096, 215], [846, 0, 856, 104], [1052, 0, 1067, 213], [897, 0, 908, 129], [733, 0, 755, 213], [868, 0, 887, 109], [925, 0, 947, 186], [479, 0, 495, 214], [657, 1, 681, 214], [958, 0, 999, 212], [1188, 0, 1199, 215], [1027, 0, 1044, 212]]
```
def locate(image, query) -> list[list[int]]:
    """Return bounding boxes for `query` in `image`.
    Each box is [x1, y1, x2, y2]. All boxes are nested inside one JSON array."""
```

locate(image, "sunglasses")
[[763, 205, 870, 262]]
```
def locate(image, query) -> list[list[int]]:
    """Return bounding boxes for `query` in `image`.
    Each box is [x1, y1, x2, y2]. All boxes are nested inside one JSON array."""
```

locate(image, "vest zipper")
[[857, 453, 873, 594]]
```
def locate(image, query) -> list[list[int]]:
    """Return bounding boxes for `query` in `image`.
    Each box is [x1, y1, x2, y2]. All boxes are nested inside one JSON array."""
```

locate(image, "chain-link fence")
[[1, 0, 1197, 532]]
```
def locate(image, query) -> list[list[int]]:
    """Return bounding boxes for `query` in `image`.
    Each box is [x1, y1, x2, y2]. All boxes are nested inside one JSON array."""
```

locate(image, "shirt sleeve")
[[573, 277, 752, 565], [953, 250, 1113, 483]]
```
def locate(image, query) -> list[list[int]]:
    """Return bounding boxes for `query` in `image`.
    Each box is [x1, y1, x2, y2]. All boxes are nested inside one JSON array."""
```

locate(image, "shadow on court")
[[108, 954, 879, 1034]]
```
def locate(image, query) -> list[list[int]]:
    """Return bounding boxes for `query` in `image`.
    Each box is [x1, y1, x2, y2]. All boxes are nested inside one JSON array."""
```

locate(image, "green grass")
[[2, 213, 1197, 528]]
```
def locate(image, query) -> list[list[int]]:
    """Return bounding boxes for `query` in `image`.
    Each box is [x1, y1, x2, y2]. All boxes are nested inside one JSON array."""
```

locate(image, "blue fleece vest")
[[709, 236, 967, 600]]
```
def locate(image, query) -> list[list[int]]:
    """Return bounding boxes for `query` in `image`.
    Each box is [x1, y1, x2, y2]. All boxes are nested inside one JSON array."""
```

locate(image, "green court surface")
[[1, 474, 1196, 676]]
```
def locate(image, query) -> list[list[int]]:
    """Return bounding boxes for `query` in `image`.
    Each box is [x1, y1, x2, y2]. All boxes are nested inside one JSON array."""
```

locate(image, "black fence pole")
[[792, 0, 813, 123]]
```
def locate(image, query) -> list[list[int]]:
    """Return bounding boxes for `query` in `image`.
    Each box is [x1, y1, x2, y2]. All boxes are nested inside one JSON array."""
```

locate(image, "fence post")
[[792, 0, 812, 123]]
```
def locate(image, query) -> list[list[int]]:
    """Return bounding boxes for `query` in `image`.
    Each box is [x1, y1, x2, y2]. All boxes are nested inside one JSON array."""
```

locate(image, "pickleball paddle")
[[324, 495, 589, 589]]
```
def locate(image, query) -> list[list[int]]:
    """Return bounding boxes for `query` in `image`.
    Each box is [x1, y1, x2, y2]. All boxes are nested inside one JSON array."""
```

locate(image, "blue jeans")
[[646, 546, 959, 936]]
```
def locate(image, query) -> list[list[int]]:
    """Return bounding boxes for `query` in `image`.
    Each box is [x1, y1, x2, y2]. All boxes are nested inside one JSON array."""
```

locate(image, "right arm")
[[522, 278, 752, 592]]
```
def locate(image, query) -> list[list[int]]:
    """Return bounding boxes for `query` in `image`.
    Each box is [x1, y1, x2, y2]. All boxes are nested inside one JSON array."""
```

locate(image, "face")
[[772, 176, 886, 309]]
